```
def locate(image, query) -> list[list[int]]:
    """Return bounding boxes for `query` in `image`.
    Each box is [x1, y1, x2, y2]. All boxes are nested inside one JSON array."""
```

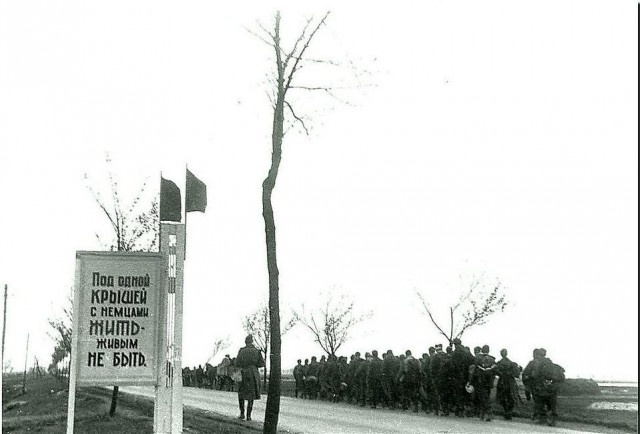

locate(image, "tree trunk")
[[109, 386, 119, 416], [264, 312, 269, 390], [262, 67, 285, 434]]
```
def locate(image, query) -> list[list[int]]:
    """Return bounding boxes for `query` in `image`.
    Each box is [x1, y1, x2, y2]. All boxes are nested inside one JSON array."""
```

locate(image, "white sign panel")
[[74, 251, 164, 386]]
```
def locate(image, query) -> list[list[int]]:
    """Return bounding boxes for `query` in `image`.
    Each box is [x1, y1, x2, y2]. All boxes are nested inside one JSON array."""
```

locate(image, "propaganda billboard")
[[73, 251, 164, 386]]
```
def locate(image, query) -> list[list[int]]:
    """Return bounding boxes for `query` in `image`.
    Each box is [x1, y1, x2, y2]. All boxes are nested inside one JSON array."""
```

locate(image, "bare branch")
[[285, 101, 309, 135], [297, 293, 368, 356], [415, 289, 451, 342], [244, 26, 276, 48], [289, 85, 373, 91], [283, 17, 314, 71], [283, 12, 331, 94]]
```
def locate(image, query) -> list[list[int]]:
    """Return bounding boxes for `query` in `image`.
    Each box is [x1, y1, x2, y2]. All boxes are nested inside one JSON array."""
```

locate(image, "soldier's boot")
[[238, 398, 245, 420], [246, 401, 253, 421]]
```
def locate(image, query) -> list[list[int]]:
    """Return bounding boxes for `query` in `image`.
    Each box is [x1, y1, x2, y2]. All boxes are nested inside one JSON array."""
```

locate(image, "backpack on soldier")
[[550, 363, 565, 383]]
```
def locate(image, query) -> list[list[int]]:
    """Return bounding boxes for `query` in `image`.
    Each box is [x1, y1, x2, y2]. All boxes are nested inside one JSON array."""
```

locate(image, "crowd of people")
[[291, 339, 566, 427], [182, 357, 241, 391]]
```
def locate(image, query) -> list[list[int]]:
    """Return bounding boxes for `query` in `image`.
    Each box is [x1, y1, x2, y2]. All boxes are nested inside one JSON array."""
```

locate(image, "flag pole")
[[184, 164, 188, 260], [159, 171, 162, 253]]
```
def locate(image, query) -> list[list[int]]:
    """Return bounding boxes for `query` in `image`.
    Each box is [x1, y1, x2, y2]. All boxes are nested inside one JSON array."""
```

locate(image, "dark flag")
[[186, 169, 207, 213], [160, 177, 182, 222]]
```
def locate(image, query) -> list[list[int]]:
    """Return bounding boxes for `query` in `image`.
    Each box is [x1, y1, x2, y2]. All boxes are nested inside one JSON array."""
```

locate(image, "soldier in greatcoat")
[[402, 350, 423, 413], [293, 359, 304, 398], [236, 335, 265, 421], [382, 350, 398, 409], [495, 348, 522, 420], [531, 348, 565, 426], [473, 345, 497, 421], [366, 350, 384, 408]]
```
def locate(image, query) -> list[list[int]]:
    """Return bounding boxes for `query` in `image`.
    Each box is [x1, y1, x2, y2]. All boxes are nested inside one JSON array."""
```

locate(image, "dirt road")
[[122, 386, 617, 433]]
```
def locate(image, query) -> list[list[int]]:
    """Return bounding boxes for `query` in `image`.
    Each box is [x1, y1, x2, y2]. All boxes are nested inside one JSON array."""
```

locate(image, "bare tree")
[[84, 154, 159, 253], [297, 293, 370, 357], [84, 154, 159, 416], [48, 289, 73, 382], [206, 337, 230, 365], [249, 11, 369, 433], [242, 303, 297, 388], [415, 272, 508, 345]]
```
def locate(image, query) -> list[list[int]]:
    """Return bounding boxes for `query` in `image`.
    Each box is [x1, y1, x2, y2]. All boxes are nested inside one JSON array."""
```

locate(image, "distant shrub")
[[558, 378, 601, 396]]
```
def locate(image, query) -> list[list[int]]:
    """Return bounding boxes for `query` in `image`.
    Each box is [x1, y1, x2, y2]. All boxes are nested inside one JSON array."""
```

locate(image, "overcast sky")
[[0, 1, 637, 382]]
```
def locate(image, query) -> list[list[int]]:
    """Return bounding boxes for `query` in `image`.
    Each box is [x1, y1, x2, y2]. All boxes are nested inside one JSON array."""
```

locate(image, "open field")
[[2, 374, 258, 433]]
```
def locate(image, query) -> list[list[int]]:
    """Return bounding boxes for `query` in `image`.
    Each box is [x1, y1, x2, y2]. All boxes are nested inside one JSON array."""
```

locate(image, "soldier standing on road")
[[367, 350, 384, 409], [236, 335, 265, 421], [318, 355, 328, 399], [522, 349, 542, 418], [395, 353, 408, 410], [451, 338, 475, 417], [424, 347, 439, 414], [356, 352, 371, 407], [293, 359, 304, 399], [531, 348, 565, 426], [344, 354, 357, 403], [382, 350, 398, 409], [305, 356, 320, 399], [495, 348, 522, 420], [325, 355, 342, 402], [430, 344, 448, 415], [469, 346, 483, 416], [474, 345, 497, 422], [402, 350, 423, 413]]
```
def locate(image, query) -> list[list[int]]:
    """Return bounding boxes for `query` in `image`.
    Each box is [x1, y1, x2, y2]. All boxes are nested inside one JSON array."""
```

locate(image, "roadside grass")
[[2, 374, 258, 433]]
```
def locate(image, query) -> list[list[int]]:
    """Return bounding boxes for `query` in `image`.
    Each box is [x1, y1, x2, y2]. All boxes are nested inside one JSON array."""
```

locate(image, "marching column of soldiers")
[[292, 339, 565, 427]]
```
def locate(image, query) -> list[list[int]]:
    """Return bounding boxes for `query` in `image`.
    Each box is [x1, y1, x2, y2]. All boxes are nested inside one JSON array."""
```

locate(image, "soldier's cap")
[[453, 338, 462, 345], [435, 344, 443, 350]]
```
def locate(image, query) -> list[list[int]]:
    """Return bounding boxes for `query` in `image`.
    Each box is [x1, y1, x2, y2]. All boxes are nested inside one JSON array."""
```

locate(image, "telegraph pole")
[[2, 284, 7, 359], [22, 333, 29, 394]]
